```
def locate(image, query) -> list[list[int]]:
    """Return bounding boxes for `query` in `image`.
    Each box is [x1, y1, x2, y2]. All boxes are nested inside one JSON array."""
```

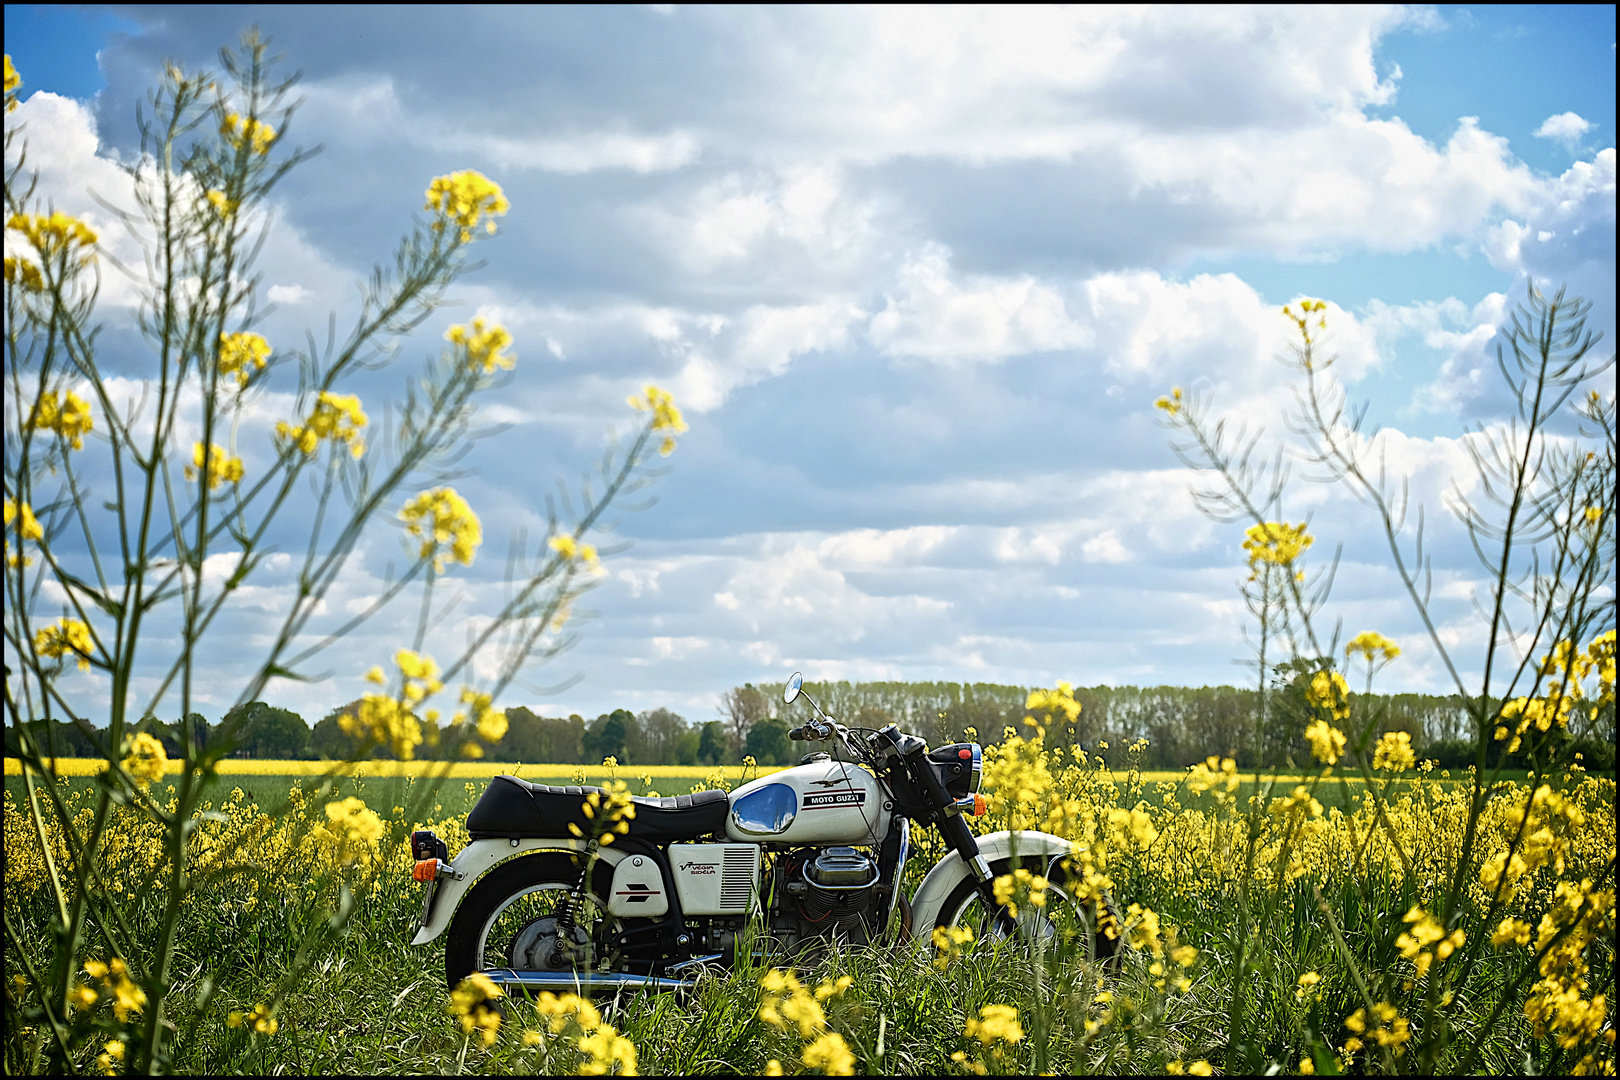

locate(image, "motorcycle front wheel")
[[444, 851, 619, 991], [934, 855, 1124, 968]]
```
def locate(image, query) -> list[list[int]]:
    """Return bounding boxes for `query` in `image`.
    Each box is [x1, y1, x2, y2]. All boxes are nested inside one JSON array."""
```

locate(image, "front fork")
[[937, 812, 1018, 935]]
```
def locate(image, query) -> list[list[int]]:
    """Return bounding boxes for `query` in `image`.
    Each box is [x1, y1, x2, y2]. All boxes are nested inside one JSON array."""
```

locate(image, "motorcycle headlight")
[[968, 743, 982, 794]]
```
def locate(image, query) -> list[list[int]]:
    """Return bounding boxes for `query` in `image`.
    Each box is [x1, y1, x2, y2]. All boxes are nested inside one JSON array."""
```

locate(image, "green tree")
[[223, 702, 310, 759], [583, 709, 632, 764], [697, 720, 729, 765], [745, 718, 790, 765]]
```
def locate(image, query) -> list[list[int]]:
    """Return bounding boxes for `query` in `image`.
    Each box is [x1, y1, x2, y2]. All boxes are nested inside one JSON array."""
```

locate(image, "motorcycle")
[[409, 672, 1121, 993]]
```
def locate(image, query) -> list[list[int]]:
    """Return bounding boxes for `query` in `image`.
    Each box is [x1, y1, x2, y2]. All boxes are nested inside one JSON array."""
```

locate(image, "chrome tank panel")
[[726, 761, 889, 844]]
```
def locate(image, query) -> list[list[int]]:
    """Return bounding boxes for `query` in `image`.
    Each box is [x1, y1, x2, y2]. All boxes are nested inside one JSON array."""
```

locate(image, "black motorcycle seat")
[[466, 775, 729, 843]]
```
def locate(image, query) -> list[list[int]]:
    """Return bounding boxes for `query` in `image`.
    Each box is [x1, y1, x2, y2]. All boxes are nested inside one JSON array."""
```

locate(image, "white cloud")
[[1533, 111, 1593, 150], [869, 245, 1091, 362], [268, 284, 312, 304]]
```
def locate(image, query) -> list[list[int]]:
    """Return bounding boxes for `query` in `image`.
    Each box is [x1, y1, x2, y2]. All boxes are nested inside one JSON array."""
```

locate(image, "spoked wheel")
[[934, 855, 1124, 969], [444, 852, 619, 991]]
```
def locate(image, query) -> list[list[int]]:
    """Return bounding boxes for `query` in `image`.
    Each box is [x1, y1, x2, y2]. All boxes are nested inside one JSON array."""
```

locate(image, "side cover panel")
[[607, 853, 670, 917], [411, 838, 624, 945], [906, 830, 1073, 935]]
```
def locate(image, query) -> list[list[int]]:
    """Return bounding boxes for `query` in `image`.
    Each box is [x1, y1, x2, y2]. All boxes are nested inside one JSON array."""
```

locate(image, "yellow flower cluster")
[[4, 254, 44, 292], [568, 779, 637, 845], [95, 1039, 124, 1075], [400, 487, 482, 573], [1165, 1060, 1213, 1076], [227, 1001, 278, 1036], [992, 867, 1050, 919], [757, 969, 854, 1076], [1372, 731, 1416, 772], [1305, 670, 1351, 723], [1303, 719, 1346, 765], [221, 111, 276, 155], [627, 385, 687, 456], [1284, 298, 1329, 347], [29, 389, 95, 449], [8, 210, 98, 263], [1343, 1001, 1410, 1057], [446, 317, 515, 374], [317, 796, 385, 868], [4, 53, 20, 100], [1346, 630, 1401, 665], [217, 331, 271, 386], [5, 497, 44, 568], [1154, 386, 1184, 416], [526, 991, 640, 1075], [34, 616, 94, 671], [276, 391, 367, 457], [1496, 632, 1616, 752], [1518, 877, 1615, 1061], [205, 189, 238, 218], [425, 170, 509, 244], [549, 534, 601, 569], [1396, 905, 1465, 980], [121, 733, 169, 788], [185, 442, 245, 490], [455, 688, 508, 750], [931, 924, 974, 970], [448, 972, 504, 1047], [1185, 756, 1240, 805], [1243, 520, 1313, 569], [1477, 783, 1587, 903], [965, 1003, 1024, 1048], [82, 958, 147, 1023], [343, 650, 444, 760]]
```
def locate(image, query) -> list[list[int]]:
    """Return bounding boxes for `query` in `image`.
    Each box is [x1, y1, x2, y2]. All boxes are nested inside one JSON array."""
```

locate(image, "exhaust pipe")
[[481, 967, 697, 993]]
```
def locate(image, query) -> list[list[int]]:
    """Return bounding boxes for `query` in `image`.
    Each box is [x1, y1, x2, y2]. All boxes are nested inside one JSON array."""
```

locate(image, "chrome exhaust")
[[481, 967, 697, 993]]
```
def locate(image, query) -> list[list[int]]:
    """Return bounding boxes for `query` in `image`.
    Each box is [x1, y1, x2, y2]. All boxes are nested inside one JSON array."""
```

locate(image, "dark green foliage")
[[744, 717, 791, 765]]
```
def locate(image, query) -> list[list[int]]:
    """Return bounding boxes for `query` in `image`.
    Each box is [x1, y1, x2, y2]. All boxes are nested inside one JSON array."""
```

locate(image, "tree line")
[[6, 674, 1612, 770]]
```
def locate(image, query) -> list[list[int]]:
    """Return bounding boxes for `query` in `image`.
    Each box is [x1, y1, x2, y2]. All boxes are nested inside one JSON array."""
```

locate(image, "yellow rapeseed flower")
[[800, 1031, 855, 1076], [8, 210, 98, 262], [5, 497, 44, 567], [448, 972, 503, 1046], [121, 733, 169, 787], [627, 385, 687, 455], [321, 796, 384, 867], [1304, 719, 1346, 764], [185, 442, 245, 490], [1346, 630, 1401, 665], [446, 317, 515, 373], [549, 533, 601, 568], [35, 617, 94, 671], [1372, 731, 1416, 772], [965, 1003, 1024, 1046], [1154, 386, 1184, 416], [221, 111, 276, 155], [425, 170, 509, 244], [1305, 671, 1351, 722], [29, 389, 95, 449], [400, 487, 483, 573], [4, 254, 44, 291], [276, 391, 367, 458], [217, 331, 270, 386], [4, 54, 21, 102], [1243, 521, 1313, 569]]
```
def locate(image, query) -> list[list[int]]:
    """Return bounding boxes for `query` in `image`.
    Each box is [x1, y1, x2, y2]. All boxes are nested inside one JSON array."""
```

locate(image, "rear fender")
[[410, 838, 625, 946], [906, 830, 1073, 935]]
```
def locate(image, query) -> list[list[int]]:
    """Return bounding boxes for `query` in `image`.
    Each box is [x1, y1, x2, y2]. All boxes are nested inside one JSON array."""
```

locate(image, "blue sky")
[[5, 5, 1615, 727]]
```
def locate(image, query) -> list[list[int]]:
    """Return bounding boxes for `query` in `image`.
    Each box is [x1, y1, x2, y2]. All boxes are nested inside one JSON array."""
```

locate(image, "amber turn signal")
[[972, 793, 987, 816], [413, 858, 439, 883]]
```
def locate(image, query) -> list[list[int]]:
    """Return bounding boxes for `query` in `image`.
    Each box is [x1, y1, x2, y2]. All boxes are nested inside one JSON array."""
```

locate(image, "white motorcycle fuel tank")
[[726, 760, 890, 845]]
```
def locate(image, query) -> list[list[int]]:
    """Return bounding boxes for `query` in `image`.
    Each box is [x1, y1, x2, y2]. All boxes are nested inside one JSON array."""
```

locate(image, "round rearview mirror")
[[784, 672, 803, 704]]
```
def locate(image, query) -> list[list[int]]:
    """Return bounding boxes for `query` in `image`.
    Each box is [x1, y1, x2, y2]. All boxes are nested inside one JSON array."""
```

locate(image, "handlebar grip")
[[789, 727, 809, 740]]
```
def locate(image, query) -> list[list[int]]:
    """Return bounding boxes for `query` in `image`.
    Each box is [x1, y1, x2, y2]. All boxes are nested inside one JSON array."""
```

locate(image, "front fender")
[[410, 838, 625, 946], [907, 829, 1073, 935]]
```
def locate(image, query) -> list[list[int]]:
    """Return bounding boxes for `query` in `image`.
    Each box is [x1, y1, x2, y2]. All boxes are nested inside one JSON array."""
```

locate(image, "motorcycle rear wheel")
[[444, 852, 618, 991], [933, 855, 1124, 968]]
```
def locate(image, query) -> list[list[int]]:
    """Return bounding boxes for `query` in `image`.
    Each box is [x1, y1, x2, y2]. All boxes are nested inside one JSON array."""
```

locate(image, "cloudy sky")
[[6, 5, 1615, 726]]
